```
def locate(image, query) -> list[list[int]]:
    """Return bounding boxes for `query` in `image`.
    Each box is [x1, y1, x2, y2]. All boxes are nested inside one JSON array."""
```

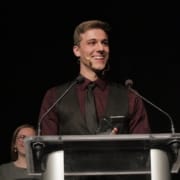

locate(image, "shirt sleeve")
[[39, 87, 59, 135], [128, 90, 151, 134]]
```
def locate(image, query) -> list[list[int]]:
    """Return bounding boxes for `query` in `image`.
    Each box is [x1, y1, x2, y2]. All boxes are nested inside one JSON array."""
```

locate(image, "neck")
[[14, 155, 27, 168]]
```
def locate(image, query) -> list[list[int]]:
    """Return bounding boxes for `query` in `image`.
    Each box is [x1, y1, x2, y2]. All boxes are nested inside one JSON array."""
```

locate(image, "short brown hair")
[[73, 20, 111, 45]]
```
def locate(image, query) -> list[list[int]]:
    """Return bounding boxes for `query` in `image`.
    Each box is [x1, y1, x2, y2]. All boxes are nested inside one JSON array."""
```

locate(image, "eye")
[[102, 40, 109, 46], [87, 40, 96, 45], [16, 135, 26, 141]]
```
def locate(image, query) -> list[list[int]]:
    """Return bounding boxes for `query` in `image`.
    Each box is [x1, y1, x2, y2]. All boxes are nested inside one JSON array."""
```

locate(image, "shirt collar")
[[78, 75, 107, 91]]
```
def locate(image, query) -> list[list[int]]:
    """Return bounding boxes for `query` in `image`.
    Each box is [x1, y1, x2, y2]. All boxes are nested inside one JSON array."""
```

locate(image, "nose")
[[96, 42, 105, 51]]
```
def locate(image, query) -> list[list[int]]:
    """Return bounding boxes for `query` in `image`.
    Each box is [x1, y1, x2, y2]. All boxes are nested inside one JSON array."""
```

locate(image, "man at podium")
[[39, 19, 151, 136], [38, 20, 151, 179]]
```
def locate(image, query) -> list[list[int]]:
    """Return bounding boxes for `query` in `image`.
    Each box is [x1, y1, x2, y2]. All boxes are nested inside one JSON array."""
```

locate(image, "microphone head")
[[76, 75, 85, 83], [125, 79, 133, 88]]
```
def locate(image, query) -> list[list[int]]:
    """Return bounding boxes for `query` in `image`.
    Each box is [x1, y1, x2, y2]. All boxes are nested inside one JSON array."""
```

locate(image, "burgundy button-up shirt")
[[39, 78, 151, 135]]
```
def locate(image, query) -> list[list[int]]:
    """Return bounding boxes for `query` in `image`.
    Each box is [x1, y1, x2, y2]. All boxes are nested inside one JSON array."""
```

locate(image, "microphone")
[[125, 79, 176, 134], [33, 75, 84, 160], [37, 75, 84, 136]]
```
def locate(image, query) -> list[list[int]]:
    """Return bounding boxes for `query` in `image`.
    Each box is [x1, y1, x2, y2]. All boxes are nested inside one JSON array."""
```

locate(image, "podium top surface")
[[25, 133, 180, 143]]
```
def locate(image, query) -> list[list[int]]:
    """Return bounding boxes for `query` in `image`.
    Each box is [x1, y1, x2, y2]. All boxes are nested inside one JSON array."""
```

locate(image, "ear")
[[73, 45, 80, 57]]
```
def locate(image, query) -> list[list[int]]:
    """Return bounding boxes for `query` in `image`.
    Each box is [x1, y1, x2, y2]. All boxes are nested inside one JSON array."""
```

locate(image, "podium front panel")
[[64, 139, 150, 175]]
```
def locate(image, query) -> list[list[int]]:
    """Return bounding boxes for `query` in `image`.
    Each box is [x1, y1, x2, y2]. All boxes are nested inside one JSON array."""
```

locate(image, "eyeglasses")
[[16, 135, 27, 141]]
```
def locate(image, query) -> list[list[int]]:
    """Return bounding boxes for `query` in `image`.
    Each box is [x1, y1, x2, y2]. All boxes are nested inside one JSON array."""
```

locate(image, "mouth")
[[93, 54, 105, 59], [93, 56, 107, 62]]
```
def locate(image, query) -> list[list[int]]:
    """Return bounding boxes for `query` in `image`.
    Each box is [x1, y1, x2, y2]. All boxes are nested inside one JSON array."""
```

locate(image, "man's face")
[[73, 29, 109, 75]]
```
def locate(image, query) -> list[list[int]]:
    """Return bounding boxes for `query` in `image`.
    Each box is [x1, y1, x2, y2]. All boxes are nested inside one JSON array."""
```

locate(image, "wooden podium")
[[24, 133, 180, 180]]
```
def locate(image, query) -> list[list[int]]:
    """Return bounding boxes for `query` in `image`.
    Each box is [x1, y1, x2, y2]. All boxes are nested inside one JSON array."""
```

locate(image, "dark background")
[[1, 3, 180, 179]]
